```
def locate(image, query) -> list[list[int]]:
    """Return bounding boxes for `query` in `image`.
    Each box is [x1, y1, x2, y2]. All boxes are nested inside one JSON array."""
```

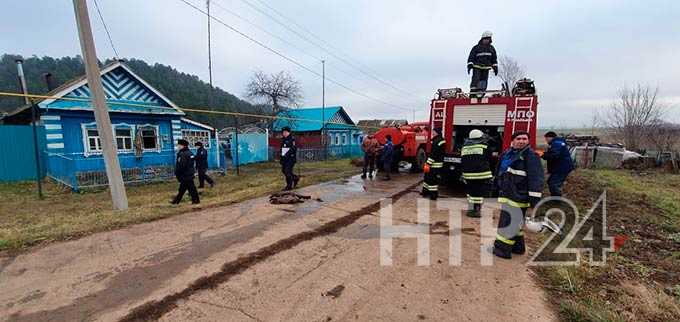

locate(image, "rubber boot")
[[493, 240, 513, 259], [429, 190, 438, 201], [466, 203, 480, 218], [512, 235, 526, 255], [421, 187, 428, 197]]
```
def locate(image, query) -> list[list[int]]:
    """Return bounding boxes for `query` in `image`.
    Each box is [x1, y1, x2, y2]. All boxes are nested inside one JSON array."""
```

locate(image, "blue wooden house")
[[3, 60, 219, 189], [271, 106, 364, 159]]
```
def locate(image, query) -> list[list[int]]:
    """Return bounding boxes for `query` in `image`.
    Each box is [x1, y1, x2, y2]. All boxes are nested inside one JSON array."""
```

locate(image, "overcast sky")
[[2, 0, 679, 127]]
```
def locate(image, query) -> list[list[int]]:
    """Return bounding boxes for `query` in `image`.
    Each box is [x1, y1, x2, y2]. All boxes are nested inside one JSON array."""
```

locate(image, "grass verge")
[[533, 169, 680, 322], [0, 159, 359, 253]]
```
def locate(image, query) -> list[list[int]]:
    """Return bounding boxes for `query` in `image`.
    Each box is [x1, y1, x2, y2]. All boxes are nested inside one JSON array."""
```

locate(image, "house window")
[[115, 127, 133, 151], [86, 128, 102, 153], [181, 129, 211, 148], [335, 134, 340, 145], [139, 126, 159, 150], [342, 134, 347, 145]]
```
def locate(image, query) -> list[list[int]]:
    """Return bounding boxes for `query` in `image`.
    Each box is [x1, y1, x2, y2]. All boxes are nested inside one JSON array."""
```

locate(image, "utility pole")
[[72, 0, 128, 210], [206, 0, 213, 110], [15, 59, 43, 199], [321, 59, 326, 160]]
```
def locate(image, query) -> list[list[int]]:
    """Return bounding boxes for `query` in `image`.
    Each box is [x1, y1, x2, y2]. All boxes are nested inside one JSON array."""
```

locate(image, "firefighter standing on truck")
[[467, 31, 498, 98], [493, 131, 544, 259], [461, 129, 493, 217], [421, 128, 445, 200]]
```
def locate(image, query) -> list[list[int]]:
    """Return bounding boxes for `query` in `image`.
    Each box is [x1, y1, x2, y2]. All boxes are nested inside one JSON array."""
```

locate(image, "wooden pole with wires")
[[72, 0, 128, 210]]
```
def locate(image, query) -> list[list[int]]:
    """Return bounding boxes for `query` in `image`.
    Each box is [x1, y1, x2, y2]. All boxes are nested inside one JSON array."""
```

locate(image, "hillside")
[[0, 54, 263, 128]]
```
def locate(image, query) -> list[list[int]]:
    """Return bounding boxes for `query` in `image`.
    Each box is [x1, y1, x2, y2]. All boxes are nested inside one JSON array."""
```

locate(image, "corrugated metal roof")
[[272, 106, 357, 132]]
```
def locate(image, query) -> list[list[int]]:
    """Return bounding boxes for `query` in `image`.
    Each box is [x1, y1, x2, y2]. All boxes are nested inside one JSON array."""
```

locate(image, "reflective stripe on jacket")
[[461, 138, 493, 180], [426, 135, 445, 168], [467, 41, 498, 70], [496, 146, 544, 208]]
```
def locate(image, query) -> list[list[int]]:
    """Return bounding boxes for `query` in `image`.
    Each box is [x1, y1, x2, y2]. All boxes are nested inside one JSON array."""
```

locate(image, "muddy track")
[[119, 181, 422, 322]]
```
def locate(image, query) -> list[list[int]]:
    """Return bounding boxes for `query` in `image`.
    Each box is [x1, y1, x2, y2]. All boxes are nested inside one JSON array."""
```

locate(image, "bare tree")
[[245, 70, 303, 115], [498, 56, 525, 89], [647, 121, 680, 153], [602, 83, 667, 152]]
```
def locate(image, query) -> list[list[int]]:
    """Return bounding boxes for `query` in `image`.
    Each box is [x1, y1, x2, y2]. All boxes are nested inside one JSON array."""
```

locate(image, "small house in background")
[[357, 119, 408, 136], [270, 106, 364, 159], [2, 60, 219, 189]]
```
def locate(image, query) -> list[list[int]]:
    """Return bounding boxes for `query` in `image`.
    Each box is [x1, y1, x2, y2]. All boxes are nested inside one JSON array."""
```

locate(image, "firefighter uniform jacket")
[[496, 146, 544, 208], [426, 135, 445, 169], [175, 147, 196, 181], [280, 135, 297, 164], [461, 138, 493, 180], [467, 41, 498, 72]]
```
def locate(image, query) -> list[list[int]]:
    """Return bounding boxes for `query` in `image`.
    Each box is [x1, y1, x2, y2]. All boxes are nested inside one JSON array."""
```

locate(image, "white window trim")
[[138, 124, 161, 152], [81, 122, 102, 157], [114, 123, 134, 153]]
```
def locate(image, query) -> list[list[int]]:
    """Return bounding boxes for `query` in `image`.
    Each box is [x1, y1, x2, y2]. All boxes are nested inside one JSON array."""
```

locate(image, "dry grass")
[[534, 169, 680, 322], [0, 159, 359, 252]]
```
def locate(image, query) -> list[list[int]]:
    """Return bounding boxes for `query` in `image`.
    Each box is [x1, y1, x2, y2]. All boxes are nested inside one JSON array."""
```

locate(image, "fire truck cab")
[[427, 82, 538, 184]]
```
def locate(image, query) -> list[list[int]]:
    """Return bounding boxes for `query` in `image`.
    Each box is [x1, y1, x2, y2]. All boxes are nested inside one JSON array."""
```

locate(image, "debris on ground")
[[322, 284, 345, 298], [269, 191, 312, 204]]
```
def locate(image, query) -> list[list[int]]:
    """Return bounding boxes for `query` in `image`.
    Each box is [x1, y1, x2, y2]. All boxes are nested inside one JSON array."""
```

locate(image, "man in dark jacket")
[[422, 128, 445, 200], [493, 131, 544, 259], [194, 141, 214, 188], [280, 126, 299, 190], [542, 131, 574, 196], [467, 31, 498, 98], [172, 139, 200, 204], [461, 129, 494, 217], [381, 135, 394, 180]]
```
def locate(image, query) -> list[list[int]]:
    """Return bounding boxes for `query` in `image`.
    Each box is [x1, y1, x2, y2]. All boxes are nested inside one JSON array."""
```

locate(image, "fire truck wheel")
[[411, 147, 426, 173]]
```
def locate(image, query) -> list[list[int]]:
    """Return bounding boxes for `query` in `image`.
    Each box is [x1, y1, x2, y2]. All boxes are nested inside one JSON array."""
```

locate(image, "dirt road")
[[1, 173, 556, 321]]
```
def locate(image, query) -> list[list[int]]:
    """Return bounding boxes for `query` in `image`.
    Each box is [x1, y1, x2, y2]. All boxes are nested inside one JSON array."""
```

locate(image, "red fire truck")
[[427, 80, 539, 183]]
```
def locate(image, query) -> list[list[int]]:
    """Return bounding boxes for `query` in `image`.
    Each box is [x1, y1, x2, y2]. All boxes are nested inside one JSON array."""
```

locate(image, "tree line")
[[0, 54, 265, 129]]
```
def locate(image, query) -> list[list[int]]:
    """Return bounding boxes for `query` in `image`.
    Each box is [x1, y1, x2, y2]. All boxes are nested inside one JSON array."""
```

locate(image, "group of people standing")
[[360, 134, 395, 180], [422, 129, 574, 259], [171, 139, 215, 205]]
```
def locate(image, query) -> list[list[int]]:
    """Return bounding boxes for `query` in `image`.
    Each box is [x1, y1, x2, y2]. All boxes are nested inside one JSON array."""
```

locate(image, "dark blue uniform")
[[172, 147, 199, 204], [280, 135, 299, 190], [467, 39, 498, 97], [195, 146, 214, 188], [494, 146, 544, 258], [542, 137, 573, 196], [381, 139, 394, 180]]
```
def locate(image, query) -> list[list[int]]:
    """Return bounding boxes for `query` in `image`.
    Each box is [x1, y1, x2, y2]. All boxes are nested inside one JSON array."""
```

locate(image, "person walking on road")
[[361, 135, 380, 179], [171, 139, 200, 205], [280, 126, 299, 191], [467, 31, 498, 98], [461, 129, 494, 217], [194, 141, 214, 188], [493, 131, 544, 259], [421, 128, 445, 200], [542, 131, 574, 196], [381, 135, 395, 180]]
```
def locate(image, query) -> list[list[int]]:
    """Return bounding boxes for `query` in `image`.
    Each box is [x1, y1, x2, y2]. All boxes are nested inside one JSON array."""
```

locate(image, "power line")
[[92, 0, 120, 59], [179, 0, 413, 112], [211, 0, 404, 105], [242, 0, 424, 102]]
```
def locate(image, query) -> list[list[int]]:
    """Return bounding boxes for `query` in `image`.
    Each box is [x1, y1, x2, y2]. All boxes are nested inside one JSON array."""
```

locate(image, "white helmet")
[[481, 31, 493, 39], [469, 129, 484, 139]]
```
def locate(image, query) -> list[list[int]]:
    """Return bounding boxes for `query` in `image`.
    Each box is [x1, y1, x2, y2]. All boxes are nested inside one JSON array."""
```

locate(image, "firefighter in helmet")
[[461, 129, 494, 217], [493, 131, 544, 259], [467, 31, 498, 98], [421, 128, 445, 200]]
